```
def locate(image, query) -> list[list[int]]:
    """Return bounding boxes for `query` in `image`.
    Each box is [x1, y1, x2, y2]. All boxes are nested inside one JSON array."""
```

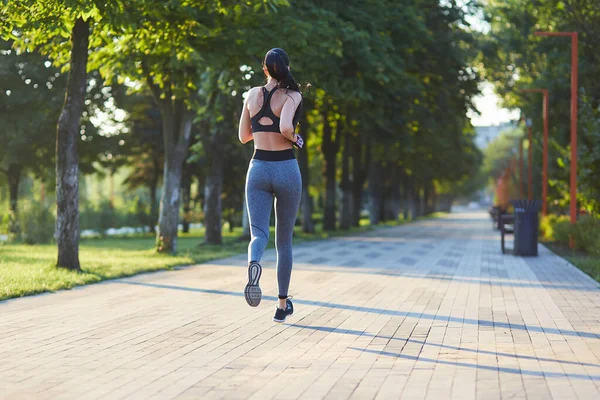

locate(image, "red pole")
[[535, 31, 578, 248], [519, 138, 524, 198], [528, 124, 533, 200], [542, 90, 549, 215], [570, 33, 578, 233]]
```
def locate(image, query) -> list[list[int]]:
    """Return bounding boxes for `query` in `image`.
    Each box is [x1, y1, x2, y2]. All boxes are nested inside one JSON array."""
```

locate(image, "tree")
[[482, 0, 600, 214], [117, 93, 164, 232], [93, 1, 283, 252], [1, 3, 102, 269], [0, 40, 63, 219]]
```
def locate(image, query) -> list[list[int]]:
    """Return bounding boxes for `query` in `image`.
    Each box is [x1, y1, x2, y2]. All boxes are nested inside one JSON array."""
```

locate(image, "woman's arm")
[[238, 91, 254, 144], [279, 91, 302, 143]]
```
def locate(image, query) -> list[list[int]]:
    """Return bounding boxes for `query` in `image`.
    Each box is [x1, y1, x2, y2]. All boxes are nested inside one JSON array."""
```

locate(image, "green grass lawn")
[[0, 214, 440, 301], [543, 241, 600, 283]]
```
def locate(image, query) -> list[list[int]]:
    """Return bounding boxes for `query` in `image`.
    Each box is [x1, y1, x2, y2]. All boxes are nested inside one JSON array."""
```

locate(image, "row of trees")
[[482, 0, 600, 214], [1, 0, 483, 270]]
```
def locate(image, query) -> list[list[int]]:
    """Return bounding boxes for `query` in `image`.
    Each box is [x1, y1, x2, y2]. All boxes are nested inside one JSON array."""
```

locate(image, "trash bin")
[[510, 199, 542, 256]]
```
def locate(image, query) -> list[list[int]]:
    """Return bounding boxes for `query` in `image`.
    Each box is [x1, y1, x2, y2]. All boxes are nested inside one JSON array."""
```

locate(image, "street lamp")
[[525, 118, 533, 201], [520, 88, 549, 215], [519, 137, 524, 198], [535, 31, 578, 246]]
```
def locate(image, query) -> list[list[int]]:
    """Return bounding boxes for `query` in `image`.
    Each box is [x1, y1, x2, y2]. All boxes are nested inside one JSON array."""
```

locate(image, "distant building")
[[474, 121, 518, 149]]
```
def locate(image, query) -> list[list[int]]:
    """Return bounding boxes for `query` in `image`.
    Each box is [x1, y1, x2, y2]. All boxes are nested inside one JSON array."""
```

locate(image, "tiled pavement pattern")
[[2, 211, 600, 399]]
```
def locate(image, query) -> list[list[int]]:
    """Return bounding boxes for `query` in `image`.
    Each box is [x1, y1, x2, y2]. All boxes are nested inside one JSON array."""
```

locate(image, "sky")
[[462, 0, 519, 126], [468, 82, 520, 127], [464, 4, 521, 127]]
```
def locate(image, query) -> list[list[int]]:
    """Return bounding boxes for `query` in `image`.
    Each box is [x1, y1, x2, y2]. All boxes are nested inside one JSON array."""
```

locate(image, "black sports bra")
[[250, 86, 303, 134], [251, 87, 282, 134]]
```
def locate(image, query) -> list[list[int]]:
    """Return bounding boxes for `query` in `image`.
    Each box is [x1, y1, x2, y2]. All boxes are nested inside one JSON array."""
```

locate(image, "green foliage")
[[0, 39, 64, 181], [17, 201, 55, 244], [540, 214, 570, 242], [2, 211, 18, 240], [541, 214, 600, 256], [578, 90, 600, 214], [79, 198, 152, 233], [1, 0, 484, 247], [483, 0, 600, 213], [571, 216, 600, 255]]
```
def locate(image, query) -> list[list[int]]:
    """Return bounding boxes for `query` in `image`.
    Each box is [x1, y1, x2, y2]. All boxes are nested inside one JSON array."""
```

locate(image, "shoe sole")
[[244, 263, 262, 307]]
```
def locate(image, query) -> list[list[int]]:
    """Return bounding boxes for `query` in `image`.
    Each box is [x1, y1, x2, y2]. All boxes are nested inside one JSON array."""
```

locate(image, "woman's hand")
[[293, 134, 304, 149]]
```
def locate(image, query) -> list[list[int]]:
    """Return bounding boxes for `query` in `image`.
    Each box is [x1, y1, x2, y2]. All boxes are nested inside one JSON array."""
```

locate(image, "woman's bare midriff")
[[252, 132, 294, 151]]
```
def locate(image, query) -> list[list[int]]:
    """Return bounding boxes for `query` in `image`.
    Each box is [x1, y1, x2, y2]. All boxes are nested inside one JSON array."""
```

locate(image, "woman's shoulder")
[[248, 86, 264, 95], [283, 89, 302, 103]]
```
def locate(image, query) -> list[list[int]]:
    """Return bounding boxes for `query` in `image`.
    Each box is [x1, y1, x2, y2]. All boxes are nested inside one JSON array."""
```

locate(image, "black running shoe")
[[244, 262, 262, 307], [273, 298, 294, 323]]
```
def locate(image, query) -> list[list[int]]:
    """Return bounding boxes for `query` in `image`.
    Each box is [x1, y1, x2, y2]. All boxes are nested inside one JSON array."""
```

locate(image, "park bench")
[[488, 206, 500, 229], [500, 213, 514, 254]]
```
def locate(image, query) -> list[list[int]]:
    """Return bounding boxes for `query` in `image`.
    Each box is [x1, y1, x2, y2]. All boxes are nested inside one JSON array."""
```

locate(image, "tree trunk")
[[321, 111, 339, 231], [148, 91, 194, 253], [158, 153, 184, 252], [7, 163, 21, 215], [400, 172, 409, 220], [379, 191, 387, 223], [109, 172, 115, 208], [384, 172, 401, 221], [402, 193, 409, 220], [181, 164, 192, 233], [351, 137, 371, 227], [297, 112, 315, 234], [204, 152, 224, 245], [227, 215, 235, 233], [149, 157, 160, 233], [339, 134, 352, 230], [409, 179, 418, 221], [418, 184, 425, 217], [368, 160, 382, 225], [431, 184, 438, 213], [424, 182, 435, 215], [40, 179, 46, 206], [56, 18, 89, 271]]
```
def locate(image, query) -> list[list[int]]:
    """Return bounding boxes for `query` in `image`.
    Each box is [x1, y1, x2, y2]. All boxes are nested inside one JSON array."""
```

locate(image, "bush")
[[591, 236, 600, 257], [0, 212, 8, 234], [551, 219, 572, 245], [2, 211, 19, 241], [80, 199, 150, 233], [572, 216, 600, 253], [541, 214, 600, 255], [18, 202, 55, 244], [540, 214, 569, 241]]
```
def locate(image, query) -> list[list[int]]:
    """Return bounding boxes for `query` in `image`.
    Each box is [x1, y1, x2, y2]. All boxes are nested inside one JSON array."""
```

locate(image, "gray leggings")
[[246, 153, 302, 298]]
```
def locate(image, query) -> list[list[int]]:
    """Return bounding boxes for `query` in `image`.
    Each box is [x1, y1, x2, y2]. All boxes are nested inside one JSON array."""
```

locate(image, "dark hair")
[[264, 48, 300, 92]]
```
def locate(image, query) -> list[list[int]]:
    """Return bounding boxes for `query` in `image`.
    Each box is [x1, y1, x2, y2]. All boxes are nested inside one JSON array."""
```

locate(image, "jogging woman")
[[238, 48, 304, 323]]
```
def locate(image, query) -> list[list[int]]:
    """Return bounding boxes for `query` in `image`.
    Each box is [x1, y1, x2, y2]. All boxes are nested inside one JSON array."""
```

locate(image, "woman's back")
[[246, 85, 302, 151]]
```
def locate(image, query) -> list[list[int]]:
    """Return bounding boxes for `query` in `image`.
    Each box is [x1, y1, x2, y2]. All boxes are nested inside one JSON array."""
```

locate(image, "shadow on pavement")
[[118, 280, 600, 340], [350, 347, 600, 381], [286, 324, 600, 368]]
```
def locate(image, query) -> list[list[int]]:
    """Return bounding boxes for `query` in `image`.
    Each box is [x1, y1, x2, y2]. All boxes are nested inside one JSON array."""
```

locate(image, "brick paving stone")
[[2, 211, 600, 399]]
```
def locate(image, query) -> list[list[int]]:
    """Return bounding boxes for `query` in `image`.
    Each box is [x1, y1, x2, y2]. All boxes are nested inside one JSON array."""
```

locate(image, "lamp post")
[[520, 88, 549, 215], [535, 31, 578, 246], [519, 137, 524, 198], [526, 118, 533, 200]]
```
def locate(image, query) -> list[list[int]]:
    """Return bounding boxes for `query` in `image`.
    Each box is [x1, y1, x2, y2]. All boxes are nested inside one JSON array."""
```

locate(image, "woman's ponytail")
[[264, 48, 301, 93]]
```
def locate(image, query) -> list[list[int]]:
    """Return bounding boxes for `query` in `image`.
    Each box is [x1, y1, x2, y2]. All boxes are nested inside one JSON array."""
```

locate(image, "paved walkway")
[[2, 211, 600, 399]]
